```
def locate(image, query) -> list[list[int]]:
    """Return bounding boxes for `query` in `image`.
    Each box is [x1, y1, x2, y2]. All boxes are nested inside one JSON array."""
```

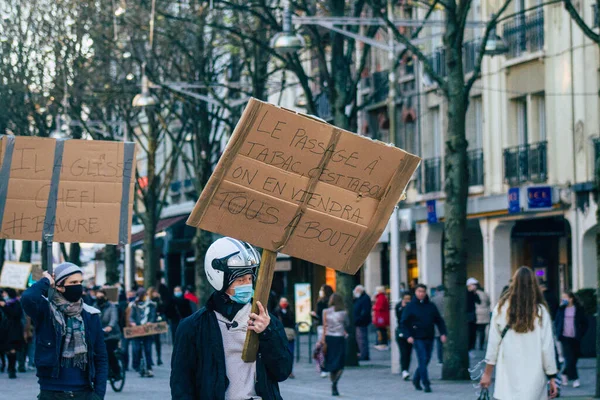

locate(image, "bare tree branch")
[[564, 0, 600, 43]]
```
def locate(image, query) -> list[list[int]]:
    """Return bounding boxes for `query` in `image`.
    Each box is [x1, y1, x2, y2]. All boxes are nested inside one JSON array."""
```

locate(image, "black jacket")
[[0, 298, 25, 351], [21, 279, 108, 399], [555, 304, 589, 342], [400, 296, 447, 340], [170, 296, 293, 400], [353, 293, 372, 327], [166, 296, 194, 323], [274, 307, 295, 330]]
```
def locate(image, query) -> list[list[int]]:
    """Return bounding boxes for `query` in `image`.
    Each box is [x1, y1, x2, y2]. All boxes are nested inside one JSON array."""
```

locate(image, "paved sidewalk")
[[2, 338, 596, 399]]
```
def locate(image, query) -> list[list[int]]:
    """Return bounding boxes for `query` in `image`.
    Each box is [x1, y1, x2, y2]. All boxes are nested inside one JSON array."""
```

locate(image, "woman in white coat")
[[480, 267, 558, 400]]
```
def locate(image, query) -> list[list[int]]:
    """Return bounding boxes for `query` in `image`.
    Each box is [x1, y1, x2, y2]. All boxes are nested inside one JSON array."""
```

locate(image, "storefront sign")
[[426, 200, 437, 223], [294, 283, 312, 333], [527, 186, 552, 210], [508, 188, 520, 214]]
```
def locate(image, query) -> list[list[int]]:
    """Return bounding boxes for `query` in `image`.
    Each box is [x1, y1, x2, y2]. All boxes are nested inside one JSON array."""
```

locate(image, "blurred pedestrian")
[[480, 267, 558, 399], [274, 297, 296, 379], [395, 292, 414, 380], [0, 288, 25, 379], [474, 281, 491, 351], [353, 285, 371, 361], [430, 285, 445, 365], [555, 291, 588, 388], [373, 286, 390, 350], [147, 287, 164, 366], [541, 283, 559, 319], [311, 284, 334, 378], [130, 287, 157, 377], [121, 289, 137, 371], [165, 286, 193, 343], [95, 289, 121, 380], [170, 237, 292, 399], [184, 285, 199, 312], [320, 293, 349, 396], [21, 263, 108, 399], [401, 284, 447, 393], [466, 277, 480, 355]]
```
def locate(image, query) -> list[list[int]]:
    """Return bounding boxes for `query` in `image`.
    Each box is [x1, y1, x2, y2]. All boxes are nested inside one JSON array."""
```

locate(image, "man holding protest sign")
[[21, 262, 108, 400], [170, 237, 292, 400]]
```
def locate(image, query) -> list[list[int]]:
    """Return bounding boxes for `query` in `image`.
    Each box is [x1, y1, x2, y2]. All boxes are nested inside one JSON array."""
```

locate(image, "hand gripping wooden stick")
[[241, 249, 277, 362]]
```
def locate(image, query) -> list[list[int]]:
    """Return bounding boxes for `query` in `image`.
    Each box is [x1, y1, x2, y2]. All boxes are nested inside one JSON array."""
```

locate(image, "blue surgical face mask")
[[561, 299, 569, 306], [174, 292, 183, 298], [230, 284, 254, 304]]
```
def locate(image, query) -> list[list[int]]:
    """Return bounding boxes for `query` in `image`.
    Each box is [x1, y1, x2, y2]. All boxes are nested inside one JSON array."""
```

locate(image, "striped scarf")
[[50, 292, 88, 370]]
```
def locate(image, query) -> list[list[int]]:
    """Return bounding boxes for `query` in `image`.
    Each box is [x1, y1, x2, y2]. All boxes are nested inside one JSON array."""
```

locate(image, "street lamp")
[[270, 1, 305, 54], [132, 63, 159, 107], [483, 17, 509, 56]]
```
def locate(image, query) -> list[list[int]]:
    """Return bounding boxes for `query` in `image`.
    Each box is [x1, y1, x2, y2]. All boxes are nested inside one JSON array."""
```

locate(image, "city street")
[[2, 337, 596, 399]]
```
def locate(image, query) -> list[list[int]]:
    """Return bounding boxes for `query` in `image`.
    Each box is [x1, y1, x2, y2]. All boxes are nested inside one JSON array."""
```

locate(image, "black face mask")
[[62, 284, 84, 303], [97, 297, 107, 306]]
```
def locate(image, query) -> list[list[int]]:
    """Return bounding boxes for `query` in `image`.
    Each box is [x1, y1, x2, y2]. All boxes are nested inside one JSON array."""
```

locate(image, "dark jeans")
[[132, 336, 154, 371], [356, 326, 370, 360], [561, 337, 580, 380], [468, 322, 477, 351], [413, 339, 434, 387], [435, 337, 443, 363], [121, 337, 130, 370], [397, 337, 412, 372], [38, 391, 99, 400], [105, 339, 120, 377], [377, 327, 388, 345], [153, 334, 162, 362], [476, 324, 488, 351], [287, 340, 295, 372], [170, 320, 180, 344]]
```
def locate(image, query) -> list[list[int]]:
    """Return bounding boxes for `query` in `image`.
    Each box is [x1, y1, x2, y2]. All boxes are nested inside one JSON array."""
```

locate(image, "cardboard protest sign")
[[187, 99, 421, 274], [103, 287, 119, 303], [123, 321, 169, 339], [0, 136, 136, 245], [0, 261, 33, 290]]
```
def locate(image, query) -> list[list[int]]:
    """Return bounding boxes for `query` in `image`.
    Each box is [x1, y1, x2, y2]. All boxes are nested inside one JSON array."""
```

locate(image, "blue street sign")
[[508, 188, 520, 214], [527, 186, 552, 209], [426, 199, 438, 224]]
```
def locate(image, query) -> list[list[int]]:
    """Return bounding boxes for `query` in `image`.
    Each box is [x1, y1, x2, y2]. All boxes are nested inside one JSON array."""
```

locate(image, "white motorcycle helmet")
[[204, 237, 261, 292]]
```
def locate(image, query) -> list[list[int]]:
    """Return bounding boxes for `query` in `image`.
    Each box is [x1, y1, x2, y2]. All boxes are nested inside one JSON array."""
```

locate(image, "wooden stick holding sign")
[[242, 249, 277, 362], [187, 98, 421, 362]]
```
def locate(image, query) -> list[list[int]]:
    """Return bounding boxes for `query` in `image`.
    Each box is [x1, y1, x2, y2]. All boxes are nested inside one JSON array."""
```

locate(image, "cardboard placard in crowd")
[[0, 136, 136, 245], [102, 287, 119, 303], [187, 98, 421, 274], [123, 321, 169, 339], [0, 261, 33, 290]]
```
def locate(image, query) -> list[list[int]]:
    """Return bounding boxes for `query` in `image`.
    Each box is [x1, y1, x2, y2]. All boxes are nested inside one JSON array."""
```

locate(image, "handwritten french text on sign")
[[0, 261, 33, 290], [0, 137, 136, 244], [187, 99, 421, 274], [123, 321, 169, 339]]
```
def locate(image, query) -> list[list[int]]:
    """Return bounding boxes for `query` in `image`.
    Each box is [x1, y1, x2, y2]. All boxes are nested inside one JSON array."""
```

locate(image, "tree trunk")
[[143, 110, 160, 289], [20, 241, 32, 263], [143, 216, 159, 289], [193, 228, 213, 306], [68, 243, 81, 265], [441, 30, 470, 379], [595, 156, 600, 398], [336, 271, 359, 366], [104, 244, 120, 285]]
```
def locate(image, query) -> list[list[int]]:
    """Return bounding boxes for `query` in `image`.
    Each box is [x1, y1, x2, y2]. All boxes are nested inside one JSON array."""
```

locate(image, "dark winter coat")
[[274, 307, 295, 330], [555, 304, 589, 342], [21, 279, 108, 399], [170, 295, 293, 400], [129, 300, 157, 326], [0, 298, 25, 351], [400, 295, 447, 340], [353, 293, 372, 328], [166, 296, 193, 323]]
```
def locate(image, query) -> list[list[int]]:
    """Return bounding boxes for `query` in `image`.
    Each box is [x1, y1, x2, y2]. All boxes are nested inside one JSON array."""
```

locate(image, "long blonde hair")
[[498, 267, 548, 333]]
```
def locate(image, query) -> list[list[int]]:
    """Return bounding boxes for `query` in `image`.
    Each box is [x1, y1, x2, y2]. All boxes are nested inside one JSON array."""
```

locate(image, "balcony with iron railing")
[[426, 39, 480, 80], [594, 4, 599, 28], [422, 157, 442, 193], [468, 148, 484, 186], [502, 10, 544, 59], [503, 141, 547, 184]]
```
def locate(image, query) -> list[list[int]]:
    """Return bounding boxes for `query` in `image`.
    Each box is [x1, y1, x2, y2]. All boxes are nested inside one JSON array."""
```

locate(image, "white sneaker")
[[573, 380, 580, 388], [320, 372, 329, 378], [402, 370, 410, 380], [562, 376, 568, 386]]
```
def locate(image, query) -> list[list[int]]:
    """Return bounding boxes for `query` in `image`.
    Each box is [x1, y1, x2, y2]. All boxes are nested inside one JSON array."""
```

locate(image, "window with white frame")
[[466, 96, 483, 149]]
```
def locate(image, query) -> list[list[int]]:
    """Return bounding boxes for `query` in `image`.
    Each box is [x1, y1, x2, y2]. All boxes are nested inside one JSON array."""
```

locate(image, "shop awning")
[[130, 215, 188, 244]]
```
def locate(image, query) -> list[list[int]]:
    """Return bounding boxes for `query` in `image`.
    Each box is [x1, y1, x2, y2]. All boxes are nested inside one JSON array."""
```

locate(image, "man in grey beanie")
[[21, 262, 108, 399]]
